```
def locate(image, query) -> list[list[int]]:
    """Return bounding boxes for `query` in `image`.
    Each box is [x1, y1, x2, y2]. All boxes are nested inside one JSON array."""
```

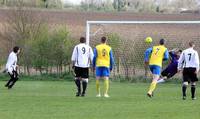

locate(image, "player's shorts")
[[183, 68, 198, 82], [74, 67, 89, 78], [96, 67, 110, 77], [149, 65, 161, 75], [161, 69, 177, 79]]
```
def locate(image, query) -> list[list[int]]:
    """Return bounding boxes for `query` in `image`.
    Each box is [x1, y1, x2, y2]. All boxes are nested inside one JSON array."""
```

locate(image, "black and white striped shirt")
[[178, 47, 199, 71], [71, 43, 94, 68], [6, 51, 18, 73]]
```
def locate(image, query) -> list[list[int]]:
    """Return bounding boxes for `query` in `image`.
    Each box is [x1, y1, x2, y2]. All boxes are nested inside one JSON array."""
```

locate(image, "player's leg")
[[157, 76, 167, 84], [96, 77, 101, 97], [81, 68, 89, 97], [5, 71, 15, 89], [96, 67, 101, 97], [75, 77, 81, 96], [182, 68, 189, 100], [8, 71, 19, 89], [182, 82, 188, 100], [5, 73, 13, 87], [157, 70, 168, 84], [147, 74, 159, 97], [191, 82, 196, 100], [102, 67, 110, 97], [74, 67, 81, 96], [190, 68, 198, 100], [147, 65, 161, 97], [81, 78, 88, 97], [103, 76, 109, 97]]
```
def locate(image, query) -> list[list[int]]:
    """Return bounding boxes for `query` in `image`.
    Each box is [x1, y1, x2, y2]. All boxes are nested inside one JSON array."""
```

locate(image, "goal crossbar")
[[86, 20, 200, 44]]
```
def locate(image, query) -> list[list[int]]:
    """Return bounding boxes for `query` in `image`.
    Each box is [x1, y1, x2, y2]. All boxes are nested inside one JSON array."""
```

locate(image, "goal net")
[[86, 21, 200, 81]]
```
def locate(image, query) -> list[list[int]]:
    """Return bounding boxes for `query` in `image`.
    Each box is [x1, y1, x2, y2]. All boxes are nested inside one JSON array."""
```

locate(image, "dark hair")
[[13, 46, 20, 53], [189, 41, 195, 47], [101, 36, 107, 43], [80, 37, 86, 43], [159, 39, 165, 45], [178, 50, 182, 53]]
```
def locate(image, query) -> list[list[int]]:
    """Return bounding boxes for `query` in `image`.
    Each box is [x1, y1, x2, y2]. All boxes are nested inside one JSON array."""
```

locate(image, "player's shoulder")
[[76, 43, 87, 48], [95, 44, 101, 48], [153, 45, 167, 50], [9, 52, 16, 57], [194, 49, 199, 54]]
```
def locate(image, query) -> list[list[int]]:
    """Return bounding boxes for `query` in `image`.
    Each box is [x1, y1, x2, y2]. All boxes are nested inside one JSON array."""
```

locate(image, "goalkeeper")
[[157, 49, 182, 83]]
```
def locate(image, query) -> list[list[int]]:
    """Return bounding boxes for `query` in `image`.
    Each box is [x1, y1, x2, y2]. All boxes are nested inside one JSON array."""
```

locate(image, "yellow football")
[[145, 37, 153, 43]]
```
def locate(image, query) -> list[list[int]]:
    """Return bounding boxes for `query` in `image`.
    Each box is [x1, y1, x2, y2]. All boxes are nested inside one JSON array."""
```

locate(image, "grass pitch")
[[0, 80, 199, 119]]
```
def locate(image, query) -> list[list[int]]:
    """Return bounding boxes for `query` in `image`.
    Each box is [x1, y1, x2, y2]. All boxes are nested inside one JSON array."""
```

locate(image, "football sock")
[[96, 80, 100, 94], [182, 85, 187, 97], [148, 81, 157, 94], [191, 85, 196, 98], [75, 79, 81, 93], [104, 79, 109, 95], [82, 82, 87, 94], [157, 78, 165, 84]]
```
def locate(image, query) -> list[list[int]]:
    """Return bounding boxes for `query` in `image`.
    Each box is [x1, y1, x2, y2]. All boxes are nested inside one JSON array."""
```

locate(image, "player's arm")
[[71, 46, 77, 69], [144, 47, 152, 63], [163, 49, 169, 61], [109, 49, 115, 71], [169, 49, 175, 57], [92, 48, 97, 69], [177, 51, 184, 71], [195, 51, 199, 73], [89, 47, 94, 67]]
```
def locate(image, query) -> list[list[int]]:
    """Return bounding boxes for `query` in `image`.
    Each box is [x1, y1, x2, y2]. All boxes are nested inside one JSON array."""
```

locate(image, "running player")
[[5, 46, 21, 89], [144, 39, 169, 97]]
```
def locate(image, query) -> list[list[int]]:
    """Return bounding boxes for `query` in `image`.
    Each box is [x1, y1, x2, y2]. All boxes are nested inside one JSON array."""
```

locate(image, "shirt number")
[[82, 47, 86, 54], [102, 49, 106, 57], [155, 48, 160, 55], [188, 53, 192, 61]]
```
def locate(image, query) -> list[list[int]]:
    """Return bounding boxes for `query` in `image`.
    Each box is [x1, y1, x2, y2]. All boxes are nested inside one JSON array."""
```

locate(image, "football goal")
[[86, 20, 200, 80]]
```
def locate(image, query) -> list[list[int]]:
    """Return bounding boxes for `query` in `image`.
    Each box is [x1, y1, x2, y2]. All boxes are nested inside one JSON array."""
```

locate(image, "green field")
[[0, 80, 199, 119]]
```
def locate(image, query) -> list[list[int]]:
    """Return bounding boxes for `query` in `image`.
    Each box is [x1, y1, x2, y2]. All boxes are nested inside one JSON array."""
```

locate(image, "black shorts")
[[161, 69, 176, 79], [74, 67, 89, 78], [183, 68, 198, 82]]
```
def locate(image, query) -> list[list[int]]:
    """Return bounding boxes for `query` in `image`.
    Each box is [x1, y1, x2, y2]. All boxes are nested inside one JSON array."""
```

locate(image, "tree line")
[[0, 3, 77, 75]]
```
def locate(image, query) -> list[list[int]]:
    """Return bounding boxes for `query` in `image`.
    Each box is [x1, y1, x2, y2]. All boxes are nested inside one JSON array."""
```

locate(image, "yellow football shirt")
[[95, 44, 111, 68], [149, 45, 167, 67]]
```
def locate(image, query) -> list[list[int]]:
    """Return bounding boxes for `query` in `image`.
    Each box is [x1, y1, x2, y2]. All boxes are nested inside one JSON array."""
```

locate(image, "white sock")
[[157, 78, 165, 83]]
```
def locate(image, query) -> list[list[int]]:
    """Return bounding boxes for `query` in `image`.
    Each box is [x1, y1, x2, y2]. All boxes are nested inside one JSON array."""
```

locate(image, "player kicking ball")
[[157, 49, 182, 84], [144, 39, 169, 98]]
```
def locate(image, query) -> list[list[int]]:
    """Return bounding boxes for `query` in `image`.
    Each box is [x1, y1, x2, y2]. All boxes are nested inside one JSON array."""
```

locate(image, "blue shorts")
[[96, 67, 110, 77], [149, 65, 161, 75]]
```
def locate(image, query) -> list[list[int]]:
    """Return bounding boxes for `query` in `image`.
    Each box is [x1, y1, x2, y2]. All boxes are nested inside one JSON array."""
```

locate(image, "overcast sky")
[[61, 0, 83, 5]]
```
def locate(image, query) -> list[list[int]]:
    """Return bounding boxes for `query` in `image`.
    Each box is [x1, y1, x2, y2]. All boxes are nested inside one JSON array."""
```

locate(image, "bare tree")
[[1, 0, 45, 75]]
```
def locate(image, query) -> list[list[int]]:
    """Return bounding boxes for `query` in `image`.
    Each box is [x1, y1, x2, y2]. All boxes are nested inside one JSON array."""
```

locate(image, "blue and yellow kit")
[[144, 45, 169, 75], [93, 44, 114, 77]]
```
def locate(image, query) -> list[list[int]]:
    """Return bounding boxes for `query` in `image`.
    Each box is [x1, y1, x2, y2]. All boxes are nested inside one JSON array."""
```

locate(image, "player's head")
[[80, 37, 86, 43], [176, 49, 182, 58], [159, 39, 165, 45], [13, 46, 20, 54], [189, 41, 195, 48], [101, 36, 107, 43]]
